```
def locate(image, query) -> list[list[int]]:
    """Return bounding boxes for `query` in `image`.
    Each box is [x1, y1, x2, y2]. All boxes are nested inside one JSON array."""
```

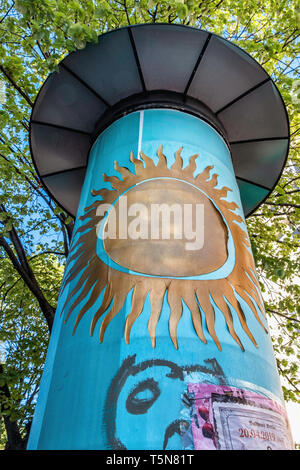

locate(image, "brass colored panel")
[[104, 178, 228, 277], [61, 146, 267, 351]]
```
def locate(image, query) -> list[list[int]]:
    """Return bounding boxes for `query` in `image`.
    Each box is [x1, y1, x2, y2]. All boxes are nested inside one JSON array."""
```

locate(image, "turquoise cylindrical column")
[[28, 109, 293, 450]]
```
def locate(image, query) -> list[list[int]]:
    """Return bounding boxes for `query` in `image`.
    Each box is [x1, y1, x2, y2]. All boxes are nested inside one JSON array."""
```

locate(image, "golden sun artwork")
[[60, 145, 267, 351]]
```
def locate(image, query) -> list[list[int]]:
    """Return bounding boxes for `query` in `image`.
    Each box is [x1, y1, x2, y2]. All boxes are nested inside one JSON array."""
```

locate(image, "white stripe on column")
[[137, 110, 144, 160]]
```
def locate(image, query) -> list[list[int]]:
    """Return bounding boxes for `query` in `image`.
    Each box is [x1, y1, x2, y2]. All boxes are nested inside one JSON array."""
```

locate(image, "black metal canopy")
[[30, 23, 289, 217]]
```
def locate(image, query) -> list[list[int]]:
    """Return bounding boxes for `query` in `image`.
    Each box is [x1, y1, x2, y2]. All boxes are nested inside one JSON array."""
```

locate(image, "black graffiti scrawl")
[[103, 355, 226, 450]]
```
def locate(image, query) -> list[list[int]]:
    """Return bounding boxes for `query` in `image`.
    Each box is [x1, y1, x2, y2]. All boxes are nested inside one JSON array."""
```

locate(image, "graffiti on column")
[[60, 146, 267, 350], [104, 355, 293, 450], [103, 354, 226, 450]]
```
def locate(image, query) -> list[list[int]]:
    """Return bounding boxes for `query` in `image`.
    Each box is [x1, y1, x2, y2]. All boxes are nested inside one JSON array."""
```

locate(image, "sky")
[[286, 401, 300, 445]]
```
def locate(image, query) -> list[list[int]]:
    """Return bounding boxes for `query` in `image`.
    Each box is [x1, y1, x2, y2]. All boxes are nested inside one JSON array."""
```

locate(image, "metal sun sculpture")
[[60, 146, 267, 351]]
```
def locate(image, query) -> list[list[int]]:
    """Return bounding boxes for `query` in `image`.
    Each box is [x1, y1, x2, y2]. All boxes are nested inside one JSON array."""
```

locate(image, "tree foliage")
[[0, 0, 299, 449]]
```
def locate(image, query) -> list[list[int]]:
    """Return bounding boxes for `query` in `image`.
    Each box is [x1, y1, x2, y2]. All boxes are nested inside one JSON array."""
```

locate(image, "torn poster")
[[183, 383, 293, 450]]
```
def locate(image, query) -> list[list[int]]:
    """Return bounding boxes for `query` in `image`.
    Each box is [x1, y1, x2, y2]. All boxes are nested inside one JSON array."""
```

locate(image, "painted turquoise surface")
[[28, 110, 283, 450]]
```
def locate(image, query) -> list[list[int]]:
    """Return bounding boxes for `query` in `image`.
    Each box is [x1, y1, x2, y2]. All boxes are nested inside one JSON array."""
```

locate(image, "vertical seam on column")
[[138, 110, 144, 159]]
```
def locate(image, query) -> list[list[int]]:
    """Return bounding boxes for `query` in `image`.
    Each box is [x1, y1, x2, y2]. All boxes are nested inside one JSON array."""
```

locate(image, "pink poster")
[[186, 383, 293, 450]]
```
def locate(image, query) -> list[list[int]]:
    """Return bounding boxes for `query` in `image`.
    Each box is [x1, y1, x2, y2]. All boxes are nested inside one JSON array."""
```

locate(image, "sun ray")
[[168, 284, 183, 350], [208, 172, 218, 188], [196, 286, 222, 351], [103, 173, 122, 189], [195, 165, 214, 184], [234, 285, 267, 332], [140, 151, 155, 169], [246, 271, 265, 310], [171, 146, 183, 171], [215, 186, 232, 199], [183, 153, 198, 175], [114, 161, 132, 180], [211, 292, 244, 351], [125, 284, 149, 344], [82, 201, 101, 215], [63, 273, 97, 324], [99, 286, 132, 342], [156, 144, 168, 169], [182, 291, 207, 345], [61, 251, 94, 289], [73, 279, 104, 334], [90, 283, 112, 335], [61, 272, 91, 318], [148, 284, 168, 348], [130, 151, 145, 176], [222, 283, 258, 347]]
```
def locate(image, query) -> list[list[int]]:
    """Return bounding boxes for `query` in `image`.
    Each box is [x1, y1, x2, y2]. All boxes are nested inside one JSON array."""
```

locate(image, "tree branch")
[[0, 64, 33, 107], [268, 309, 300, 324], [0, 235, 55, 331], [0, 364, 27, 450]]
